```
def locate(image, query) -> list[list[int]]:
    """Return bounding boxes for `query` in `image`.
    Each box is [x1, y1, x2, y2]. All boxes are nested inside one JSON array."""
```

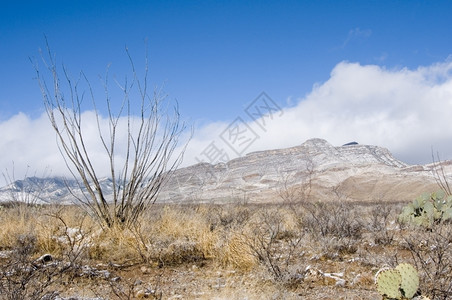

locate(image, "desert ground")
[[0, 196, 450, 300]]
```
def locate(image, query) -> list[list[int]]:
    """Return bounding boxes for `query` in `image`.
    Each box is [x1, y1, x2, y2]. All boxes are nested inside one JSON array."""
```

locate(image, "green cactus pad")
[[395, 263, 419, 298], [399, 190, 452, 227], [412, 215, 429, 227], [376, 268, 402, 299], [432, 190, 445, 200], [413, 196, 425, 210], [443, 207, 452, 221], [433, 196, 445, 211], [446, 195, 452, 204]]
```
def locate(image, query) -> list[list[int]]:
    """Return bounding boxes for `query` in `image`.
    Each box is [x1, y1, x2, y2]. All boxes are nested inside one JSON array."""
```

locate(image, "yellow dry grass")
[[218, 228, 257, 270], [155, 206, 218, 259], [0, 205, 37, 249]]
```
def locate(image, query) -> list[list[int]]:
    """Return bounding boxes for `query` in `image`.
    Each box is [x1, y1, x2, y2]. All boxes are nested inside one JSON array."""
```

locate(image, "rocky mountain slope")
[[159, 138, 441, 203], [0, 139, 446, 204]]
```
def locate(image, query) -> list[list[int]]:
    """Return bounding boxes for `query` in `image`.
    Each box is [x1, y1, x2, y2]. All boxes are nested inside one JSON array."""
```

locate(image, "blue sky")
[[2, 0, 452, 183], [2, 1, 451, 121]]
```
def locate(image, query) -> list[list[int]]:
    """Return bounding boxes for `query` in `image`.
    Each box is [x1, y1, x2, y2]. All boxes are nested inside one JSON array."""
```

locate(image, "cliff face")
[[0, 139, 443, 204], [158, 138, 437, 203]]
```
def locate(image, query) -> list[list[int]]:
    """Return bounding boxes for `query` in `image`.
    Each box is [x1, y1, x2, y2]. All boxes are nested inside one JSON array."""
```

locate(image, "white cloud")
[[3, 59, 452, 186], [0, 110, 186, 187], [0, 112, 64, 186], [186, 60, 452, 167]]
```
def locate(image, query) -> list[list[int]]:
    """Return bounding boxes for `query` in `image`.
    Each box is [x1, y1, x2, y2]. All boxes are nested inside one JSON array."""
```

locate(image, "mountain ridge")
[[0, 138, 445, 204], [158, 138, 433, 203]]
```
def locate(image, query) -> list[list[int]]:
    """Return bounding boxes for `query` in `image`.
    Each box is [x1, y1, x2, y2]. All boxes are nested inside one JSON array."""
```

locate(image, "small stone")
[[135, 289, 147, 298], [36, 253, 53, 264], [140, 266, 152, 274], [134, 279, 143, 286]]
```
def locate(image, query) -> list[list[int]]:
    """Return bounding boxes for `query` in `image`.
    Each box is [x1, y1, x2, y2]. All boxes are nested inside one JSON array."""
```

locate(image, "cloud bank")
[[185, 60, 452, 167], [2, 60, 452, 186]]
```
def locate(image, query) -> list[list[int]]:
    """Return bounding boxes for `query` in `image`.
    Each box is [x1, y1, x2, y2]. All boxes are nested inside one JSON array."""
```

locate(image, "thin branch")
[[34, 41, 189, 228]]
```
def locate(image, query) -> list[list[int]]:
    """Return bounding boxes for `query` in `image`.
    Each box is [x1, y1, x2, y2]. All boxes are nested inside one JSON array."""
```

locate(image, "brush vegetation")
[[0, 198, 451, 299]]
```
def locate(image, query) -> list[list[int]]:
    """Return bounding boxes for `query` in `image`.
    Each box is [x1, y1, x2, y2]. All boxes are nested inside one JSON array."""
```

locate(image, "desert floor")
[[0, 200, 450, 299]]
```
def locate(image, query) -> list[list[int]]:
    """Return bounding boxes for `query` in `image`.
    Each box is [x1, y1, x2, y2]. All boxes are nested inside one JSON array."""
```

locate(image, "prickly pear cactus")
[[395, 263, 419, 298], [376, 268, 402, 299], [375, 263, 423, 299], [399, 190, 452, 227]]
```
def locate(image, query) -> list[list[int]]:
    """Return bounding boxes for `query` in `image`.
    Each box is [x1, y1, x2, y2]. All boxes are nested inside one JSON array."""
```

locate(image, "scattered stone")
[[0, 250, 13, 259], [79, 265, 111, 279], [304, 265, 346, 287], [135, 289, 146, 298], [134, 279, 144, 286], [323, 273, 345, 287], [352, 273, 375, 287], [135, 288, 159, 299], [35, 253, 53, 264], [140, 266, 152, 274]]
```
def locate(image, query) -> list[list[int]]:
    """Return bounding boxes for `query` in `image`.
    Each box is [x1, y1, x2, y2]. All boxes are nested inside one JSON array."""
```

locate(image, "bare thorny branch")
[[33, 41, 189, 228]]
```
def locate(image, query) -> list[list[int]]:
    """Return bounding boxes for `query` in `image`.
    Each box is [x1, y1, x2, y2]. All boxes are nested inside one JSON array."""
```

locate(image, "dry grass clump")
[[87, 225, 143, 263], [126, 205, 220, 267], [217, 227, 257, 270], [0, 204, 39, 250], [155, 206, 218, 259], [0, 205, 89, 299], [36, 206, 97, 260], [0, 204, 98, 259]]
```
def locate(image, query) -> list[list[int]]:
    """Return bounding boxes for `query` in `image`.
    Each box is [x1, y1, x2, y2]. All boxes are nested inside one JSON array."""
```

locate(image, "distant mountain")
[[0, 139, 446, 204], [0, 176, 115, 204], [158, 138, 441, 203]]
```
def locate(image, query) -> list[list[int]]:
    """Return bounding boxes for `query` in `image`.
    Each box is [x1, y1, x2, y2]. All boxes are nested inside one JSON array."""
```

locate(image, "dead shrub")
[[205, 203, 252, 231], [302, 202, 362, 240], [302, 202, 363, 258], [242, 208, 305, 282], [367, 204, 396, 246], [0, 233, 76, 300], [403, 223, 452, 299]]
